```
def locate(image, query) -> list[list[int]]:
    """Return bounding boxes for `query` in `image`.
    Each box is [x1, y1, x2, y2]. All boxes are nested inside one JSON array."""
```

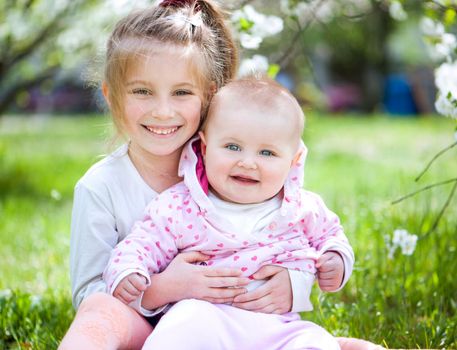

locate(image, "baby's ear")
[[210, 81, 217, 94], [291, 149, 303, 167], [199, 131, 207, 157], [101, 82, 111, 107]]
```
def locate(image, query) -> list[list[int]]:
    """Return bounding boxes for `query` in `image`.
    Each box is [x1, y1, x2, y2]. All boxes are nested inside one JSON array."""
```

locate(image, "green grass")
[[1, 114, 456, 349]]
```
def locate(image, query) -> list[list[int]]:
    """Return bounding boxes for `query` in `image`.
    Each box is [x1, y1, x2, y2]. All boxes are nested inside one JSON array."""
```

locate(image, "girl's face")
[[121, 45, 204, 159]]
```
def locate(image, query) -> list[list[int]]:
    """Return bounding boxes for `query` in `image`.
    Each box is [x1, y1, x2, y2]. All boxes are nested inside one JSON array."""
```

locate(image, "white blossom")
[[30, 295, 42, 307], [420, 17, 445, 37], [389, 1, 408, 21], [239, 33, 263, 50], [400, 234, 418, 256], [435, 33, 457, 60], [0, 289, 12, 299], [231, 5, 283, 50], [50, 189, 62, 201], [387, 229, 418, 258], [420, 17, 456, 61], [238, 54, 269, 77], [434, 61, 457, 119]]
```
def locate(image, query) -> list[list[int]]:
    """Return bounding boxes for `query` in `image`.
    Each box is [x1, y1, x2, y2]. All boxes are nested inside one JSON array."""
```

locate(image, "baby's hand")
[[316, 251, 344, 292], [113, 273, 148, 304]]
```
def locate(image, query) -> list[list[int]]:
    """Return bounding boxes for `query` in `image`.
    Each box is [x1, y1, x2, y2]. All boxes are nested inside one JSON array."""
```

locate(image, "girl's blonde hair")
[[104, 0, 238, 137]]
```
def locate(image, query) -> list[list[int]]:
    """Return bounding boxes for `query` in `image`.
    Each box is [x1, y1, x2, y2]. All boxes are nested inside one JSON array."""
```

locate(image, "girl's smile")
[[142, 125, 180, 136]]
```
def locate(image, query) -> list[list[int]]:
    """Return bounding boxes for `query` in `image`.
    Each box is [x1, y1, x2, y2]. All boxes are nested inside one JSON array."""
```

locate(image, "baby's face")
[[201, 99, 301, 204]]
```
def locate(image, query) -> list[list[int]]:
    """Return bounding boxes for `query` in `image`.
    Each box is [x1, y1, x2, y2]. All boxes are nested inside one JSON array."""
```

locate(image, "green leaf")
[[444, 8, 456, 26], [267, 64, 280, 79], [238, 17, 254, 32]]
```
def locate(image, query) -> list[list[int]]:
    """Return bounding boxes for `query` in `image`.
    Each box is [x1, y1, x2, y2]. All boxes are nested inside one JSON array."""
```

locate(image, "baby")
[[104, 76, 354, 349]]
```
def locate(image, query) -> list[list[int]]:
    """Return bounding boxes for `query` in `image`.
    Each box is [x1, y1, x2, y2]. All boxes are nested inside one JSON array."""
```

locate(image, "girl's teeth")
[[146, 126, 178, 135]]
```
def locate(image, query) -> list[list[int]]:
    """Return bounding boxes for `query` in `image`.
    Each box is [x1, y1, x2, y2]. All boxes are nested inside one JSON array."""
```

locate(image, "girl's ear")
[[199, 131, 207, 157], [101, 82, 111, 107]]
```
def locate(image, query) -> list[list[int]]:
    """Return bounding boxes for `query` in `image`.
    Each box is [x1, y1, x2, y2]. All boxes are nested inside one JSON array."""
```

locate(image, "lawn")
[[0, 114, 456, 349]]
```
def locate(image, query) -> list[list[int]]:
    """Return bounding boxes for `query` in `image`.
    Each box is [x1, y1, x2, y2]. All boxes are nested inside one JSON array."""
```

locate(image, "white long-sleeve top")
[[70, 143, 316, 312]]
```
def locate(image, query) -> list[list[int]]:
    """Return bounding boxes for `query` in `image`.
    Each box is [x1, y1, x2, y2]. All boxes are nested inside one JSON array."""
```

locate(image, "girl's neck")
[[128, 143, 183, 193]]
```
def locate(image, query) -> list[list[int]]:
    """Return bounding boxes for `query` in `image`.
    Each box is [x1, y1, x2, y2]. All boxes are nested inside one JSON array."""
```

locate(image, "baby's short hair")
[[203, 75, 305, 137]]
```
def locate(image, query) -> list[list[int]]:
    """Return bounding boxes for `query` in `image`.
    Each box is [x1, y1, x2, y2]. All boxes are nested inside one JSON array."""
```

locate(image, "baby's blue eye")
[[259, 150, 274, 156], [226, 144, 241, 152]]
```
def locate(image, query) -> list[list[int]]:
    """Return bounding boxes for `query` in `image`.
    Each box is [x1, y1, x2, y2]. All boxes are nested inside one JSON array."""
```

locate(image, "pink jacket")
[[104, 137, 354, 293]]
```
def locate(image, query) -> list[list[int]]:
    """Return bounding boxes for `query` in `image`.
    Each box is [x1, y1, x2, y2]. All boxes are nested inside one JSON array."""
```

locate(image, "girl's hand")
[[142, 251, 250, 310], [231, 265, 292, 314], [113, 273, 148, 304], [316, 251, 344, 292]]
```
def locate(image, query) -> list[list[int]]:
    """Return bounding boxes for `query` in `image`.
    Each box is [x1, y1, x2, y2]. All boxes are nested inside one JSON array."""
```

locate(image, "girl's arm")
[[70, 183, 117, 309], [142, 251, 249, 310]]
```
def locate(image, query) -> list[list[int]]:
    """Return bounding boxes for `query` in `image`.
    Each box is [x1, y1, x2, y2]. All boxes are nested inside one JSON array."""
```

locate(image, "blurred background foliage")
[[0, 0, 440, 117]]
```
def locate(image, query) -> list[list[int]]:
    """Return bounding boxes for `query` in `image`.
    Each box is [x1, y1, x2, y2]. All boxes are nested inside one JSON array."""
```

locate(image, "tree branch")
[[429, 0, 457, 11], [391, 178, 457, 205], [0, 2, 74, 79], [426, 178, 457, 235], [415, 141, 457, 182], [273, 0, 328, 68]]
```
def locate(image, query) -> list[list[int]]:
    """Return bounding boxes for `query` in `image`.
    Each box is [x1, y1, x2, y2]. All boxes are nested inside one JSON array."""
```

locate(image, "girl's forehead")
[[124, 39, 208, 81]]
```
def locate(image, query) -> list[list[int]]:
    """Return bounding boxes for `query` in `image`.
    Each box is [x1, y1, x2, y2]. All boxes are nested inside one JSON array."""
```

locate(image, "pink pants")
[[143, 299, 340, 350]]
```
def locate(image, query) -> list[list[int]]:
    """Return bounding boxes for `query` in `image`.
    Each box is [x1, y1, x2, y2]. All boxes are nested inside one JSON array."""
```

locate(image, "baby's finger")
[[316, 254, 332, 268], [121, 279, 142, 296], [130, 273, 148, 291], [317, 261, 337, 273], [318, 270, 337, 279], [115, 289, 136, 304]]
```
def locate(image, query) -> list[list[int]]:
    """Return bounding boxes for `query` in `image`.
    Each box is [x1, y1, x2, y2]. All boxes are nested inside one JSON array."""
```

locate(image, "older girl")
[[59, 1, 383, 349]]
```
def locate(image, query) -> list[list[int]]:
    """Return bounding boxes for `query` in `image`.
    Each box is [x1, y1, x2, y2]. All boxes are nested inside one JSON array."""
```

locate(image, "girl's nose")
[[152, 97, 172, 119], [237, 158, 258, 170]]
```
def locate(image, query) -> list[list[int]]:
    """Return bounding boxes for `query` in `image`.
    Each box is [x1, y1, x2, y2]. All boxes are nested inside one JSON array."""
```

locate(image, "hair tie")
[[160, 0, 200, 11]]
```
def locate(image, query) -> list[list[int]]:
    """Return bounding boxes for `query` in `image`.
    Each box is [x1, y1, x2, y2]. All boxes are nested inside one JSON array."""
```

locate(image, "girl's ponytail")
[[196, 0, 238, 87]]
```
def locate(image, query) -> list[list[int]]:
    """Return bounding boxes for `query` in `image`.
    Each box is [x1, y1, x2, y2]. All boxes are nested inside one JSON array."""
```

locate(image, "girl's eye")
[[259, 150, 274, 157], [225, 144, 241, 152], [175, 90, 192, 96], [132, 88, 151, 95]]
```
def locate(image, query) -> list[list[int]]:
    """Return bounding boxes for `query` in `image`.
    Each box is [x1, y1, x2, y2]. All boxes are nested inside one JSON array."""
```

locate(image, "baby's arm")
[[304, 192, 354, 291], [103, 205, 179, 307]]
